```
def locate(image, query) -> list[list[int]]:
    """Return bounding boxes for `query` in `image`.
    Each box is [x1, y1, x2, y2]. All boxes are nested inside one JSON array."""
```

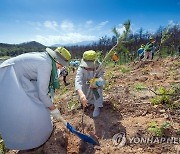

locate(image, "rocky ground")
[[5, 57, 180, 154]]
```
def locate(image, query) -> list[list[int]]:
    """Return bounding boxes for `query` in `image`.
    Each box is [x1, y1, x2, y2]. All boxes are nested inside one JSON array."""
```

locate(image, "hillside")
[[5, 57, 180, 154], [0, 41, 46, 57], [0, 41, 45, 48], [18, 41, 46, 48]]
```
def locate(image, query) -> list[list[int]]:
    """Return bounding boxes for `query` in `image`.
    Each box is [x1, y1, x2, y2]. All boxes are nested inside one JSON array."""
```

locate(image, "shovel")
[[50, 89, 99, 145], [58, 114, 99, 145]]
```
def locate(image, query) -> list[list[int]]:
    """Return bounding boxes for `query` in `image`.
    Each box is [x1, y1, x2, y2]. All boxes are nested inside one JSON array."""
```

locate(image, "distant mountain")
[[0, 43, 15, 48], [51, 40, 95, 47], [0, 41, 46, 48], [0, 41, 47, 57], [18, 41, 46, 48]]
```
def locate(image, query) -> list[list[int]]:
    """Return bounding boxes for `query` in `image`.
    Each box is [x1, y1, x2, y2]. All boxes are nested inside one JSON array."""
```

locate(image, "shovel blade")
[[67, 123, 99, 145]]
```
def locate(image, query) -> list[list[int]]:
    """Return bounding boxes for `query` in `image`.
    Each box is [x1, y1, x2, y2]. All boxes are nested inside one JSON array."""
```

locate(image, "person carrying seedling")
[[144, 37, 155, 60], [75, 50, 105, 118], [112, 52, 119, 66], [0, 47, 71, 150]]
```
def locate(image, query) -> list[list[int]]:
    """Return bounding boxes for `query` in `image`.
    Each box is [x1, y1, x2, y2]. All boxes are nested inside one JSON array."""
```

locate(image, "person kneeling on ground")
[[75, 50, 105, 118]]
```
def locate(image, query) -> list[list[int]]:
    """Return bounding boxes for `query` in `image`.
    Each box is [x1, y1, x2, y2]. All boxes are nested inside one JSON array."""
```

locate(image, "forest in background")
[[0, 22, 180, 63]]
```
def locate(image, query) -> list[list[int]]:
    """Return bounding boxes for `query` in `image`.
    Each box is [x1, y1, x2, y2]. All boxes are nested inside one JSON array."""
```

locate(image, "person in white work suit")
[[0, 47, 71, 150], [75, 50, 104, 118]]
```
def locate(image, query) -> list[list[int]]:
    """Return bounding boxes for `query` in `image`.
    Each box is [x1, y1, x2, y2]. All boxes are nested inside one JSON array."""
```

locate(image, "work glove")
[[50, 108, 61, 120]]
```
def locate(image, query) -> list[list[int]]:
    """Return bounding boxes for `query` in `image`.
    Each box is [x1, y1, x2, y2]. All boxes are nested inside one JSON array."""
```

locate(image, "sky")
[[0, 0, 179, 46]]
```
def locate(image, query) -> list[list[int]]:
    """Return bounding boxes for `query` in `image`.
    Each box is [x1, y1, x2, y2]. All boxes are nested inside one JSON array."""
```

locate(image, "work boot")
[[93, 107, 100, 117]]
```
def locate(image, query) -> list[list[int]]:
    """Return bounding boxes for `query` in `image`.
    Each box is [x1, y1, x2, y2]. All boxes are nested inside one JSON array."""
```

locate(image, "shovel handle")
[[58, 114, 68, 126]]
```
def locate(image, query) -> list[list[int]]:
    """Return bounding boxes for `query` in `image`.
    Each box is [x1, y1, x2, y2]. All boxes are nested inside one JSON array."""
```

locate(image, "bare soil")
[[6, 57, 180, 154]]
